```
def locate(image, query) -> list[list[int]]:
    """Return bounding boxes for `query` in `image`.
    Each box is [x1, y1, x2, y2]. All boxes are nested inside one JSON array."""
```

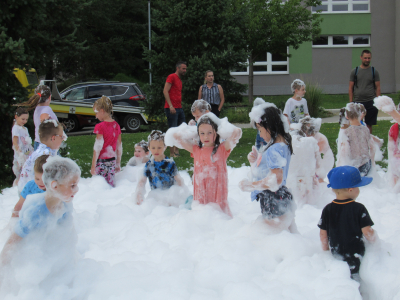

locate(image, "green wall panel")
[[351, 47, 371, 68], [289, 42, 312, 74], [320, 14, 371, 35]]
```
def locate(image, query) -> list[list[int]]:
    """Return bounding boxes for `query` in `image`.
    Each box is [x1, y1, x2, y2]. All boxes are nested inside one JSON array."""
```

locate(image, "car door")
[[86, 85, 113, 103]]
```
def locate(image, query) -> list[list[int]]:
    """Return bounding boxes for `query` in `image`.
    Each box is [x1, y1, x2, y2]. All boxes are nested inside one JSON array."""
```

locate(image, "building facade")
[[232, 0, 400, 95]]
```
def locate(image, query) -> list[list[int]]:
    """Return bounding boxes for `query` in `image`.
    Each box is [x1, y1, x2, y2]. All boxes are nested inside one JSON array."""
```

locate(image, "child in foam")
[[17, 120, 66, 194], [1, 156, 81, 265], [167, 113, 242, 216], [318, 166, 377, 282], [91, 96, 122, 187], [283, 79, 309, 124], [12, 155, 49, 218], [135, 130, 186, 205], [188, 99, 211, 126], [336, 103, 375, 177], [12, 108, 33, 186], [127, 140, 150, 167], [252, 98, 268, 150], [16, 85, 58, 151], [239, 103, 297, 232]]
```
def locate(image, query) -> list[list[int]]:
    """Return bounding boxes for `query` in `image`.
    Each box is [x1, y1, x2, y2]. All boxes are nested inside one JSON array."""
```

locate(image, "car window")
[[65, 87, 86, 101], [87, 85, 112, 98], [112, 85, 128, 96]]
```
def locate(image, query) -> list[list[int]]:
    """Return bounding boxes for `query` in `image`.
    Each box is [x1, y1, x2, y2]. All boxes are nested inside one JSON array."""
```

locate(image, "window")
[[112, 85, 128, 96], [230, 48, 289, 75], [64, 87, 86, 101], [87, 85, 112, 99], [312, 35, 370, 47], [312, 0, 369, 13]]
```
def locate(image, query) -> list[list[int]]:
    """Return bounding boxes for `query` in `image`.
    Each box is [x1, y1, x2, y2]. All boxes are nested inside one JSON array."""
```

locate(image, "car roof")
[[61, 81, 138, 93]]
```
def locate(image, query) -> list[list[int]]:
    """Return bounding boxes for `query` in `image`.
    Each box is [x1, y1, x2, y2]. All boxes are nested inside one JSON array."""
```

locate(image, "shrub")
[[304, 81, 323, 117]]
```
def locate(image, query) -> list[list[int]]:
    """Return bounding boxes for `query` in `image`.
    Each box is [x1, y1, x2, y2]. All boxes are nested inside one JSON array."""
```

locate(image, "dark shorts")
[[356, 100, 378, 126], [210, 104, 220, 117], [256, 185, 293, 219], [358, 159, 371, 177], [165, 108, 185, 128], [334, 251, 363, 278]]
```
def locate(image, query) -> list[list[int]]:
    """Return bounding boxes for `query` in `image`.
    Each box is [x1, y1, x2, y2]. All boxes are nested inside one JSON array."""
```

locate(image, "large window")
[[313, 0, 369, 13], [312, 35, 370, 47], [231, 49, 289, 75]]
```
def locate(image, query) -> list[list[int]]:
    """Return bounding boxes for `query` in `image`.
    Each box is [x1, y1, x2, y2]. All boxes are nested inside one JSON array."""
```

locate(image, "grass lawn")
[[66, 120, 393, 178]]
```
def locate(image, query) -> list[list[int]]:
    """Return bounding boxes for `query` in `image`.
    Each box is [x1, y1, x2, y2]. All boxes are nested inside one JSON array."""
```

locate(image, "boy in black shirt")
[[318, 166, 377, 281]]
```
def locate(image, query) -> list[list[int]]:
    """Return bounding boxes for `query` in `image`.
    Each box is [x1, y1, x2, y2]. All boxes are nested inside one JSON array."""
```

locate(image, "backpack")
[[353, 66, 376, 90]]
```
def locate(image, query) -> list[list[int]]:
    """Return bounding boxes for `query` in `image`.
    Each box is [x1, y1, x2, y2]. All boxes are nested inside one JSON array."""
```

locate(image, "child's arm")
[[11, 195, 26, 218], [362, 226, 377, 243], [115, 134, 122, 173], [1, 233, 23, 265], [172, 131, 195, 153], [239, 168, 283, 192], [369, 135, 376, 165], [12, 136, 20, 152], [174, 174, 184, 187], [135, 176, 147, 205], [320, 229, 329, 251], [91, 134, 104, 175], [284, 114, 291, 125], [224, 127, 242, 151]]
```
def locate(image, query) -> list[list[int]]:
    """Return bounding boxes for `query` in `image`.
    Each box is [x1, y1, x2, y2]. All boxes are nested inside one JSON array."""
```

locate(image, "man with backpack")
[[349, 49, 381, 134]]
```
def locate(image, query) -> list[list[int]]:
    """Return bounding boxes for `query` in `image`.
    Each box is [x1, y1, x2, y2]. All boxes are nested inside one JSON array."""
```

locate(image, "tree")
[[0, 0, 84, 186], [237, 0, 322, 103], [143, 0, 248, 121]]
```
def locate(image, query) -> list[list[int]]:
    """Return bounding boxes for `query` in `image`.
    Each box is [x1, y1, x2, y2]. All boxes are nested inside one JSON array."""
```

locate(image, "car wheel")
[[123, 114, 142, 133], [63, 116, 80, 132]]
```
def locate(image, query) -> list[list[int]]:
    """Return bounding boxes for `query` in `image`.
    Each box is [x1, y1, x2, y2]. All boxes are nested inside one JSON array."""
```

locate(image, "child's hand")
[[136, 194, 144, 205], [115, 164, 121, 173], [188, 119, 196, 126], [247, 146, 258, 164], [90, 165, 96, 176], [239, 179, 254, 192]]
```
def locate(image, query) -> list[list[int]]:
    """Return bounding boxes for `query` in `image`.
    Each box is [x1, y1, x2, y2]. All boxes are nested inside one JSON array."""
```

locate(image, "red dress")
[[191, 144, 232, 216]]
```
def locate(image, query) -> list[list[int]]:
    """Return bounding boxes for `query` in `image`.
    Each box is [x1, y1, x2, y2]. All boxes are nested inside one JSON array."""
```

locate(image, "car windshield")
[[65, 87, 86, 101]]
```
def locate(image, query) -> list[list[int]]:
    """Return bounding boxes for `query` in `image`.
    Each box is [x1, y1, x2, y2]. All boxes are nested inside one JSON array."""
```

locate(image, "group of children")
[[6, 79, 400, 287]]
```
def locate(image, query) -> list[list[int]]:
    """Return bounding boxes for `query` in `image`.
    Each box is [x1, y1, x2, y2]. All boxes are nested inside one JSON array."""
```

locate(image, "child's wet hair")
[[191, 99, 211, 113], [34, 155, 50, 173], [345, 102, 363, 120], [291, 79, 306, 94], [258, 106, 293, 154], [14, 85, 51, 111], [39, 119, 62, 141], [148, 130, 165, 144], [197, 115, 221, 160], [42, 156, 81, 187], [299, 116, 320, 136], [93, 96, 113, 116], [135, 140, 149, 153]]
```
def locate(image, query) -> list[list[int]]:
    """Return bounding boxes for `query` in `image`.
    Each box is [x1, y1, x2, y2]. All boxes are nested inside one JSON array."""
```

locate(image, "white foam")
[[374, 96, 396, 113]]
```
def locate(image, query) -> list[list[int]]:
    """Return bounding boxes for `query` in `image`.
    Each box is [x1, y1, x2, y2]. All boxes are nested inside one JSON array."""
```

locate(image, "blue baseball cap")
[[327, 166, 373, 189]]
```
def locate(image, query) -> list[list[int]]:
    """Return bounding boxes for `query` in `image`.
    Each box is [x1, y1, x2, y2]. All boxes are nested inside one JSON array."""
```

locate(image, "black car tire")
[[63, 115, 80, 132], [124, 114, 142, 133]]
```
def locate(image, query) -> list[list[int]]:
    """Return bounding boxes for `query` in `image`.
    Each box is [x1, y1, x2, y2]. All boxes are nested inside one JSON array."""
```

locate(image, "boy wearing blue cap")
[[318, 166, 377, 281]]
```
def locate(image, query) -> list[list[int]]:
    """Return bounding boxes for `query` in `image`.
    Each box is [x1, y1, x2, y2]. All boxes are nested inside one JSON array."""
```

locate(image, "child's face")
[[54, 175, 80, 202], [34, 172, 46, 190], [134, 146, 148, 158], [15, 113, 29, 126], [149, 140, 165, 159], [50, 128, 65, 149], [94, 106, 107, 121], [295, 86, 306, 98], [192, 109, 208, 121], [256, 124, 271, 142], [198, 124, 216, 147]]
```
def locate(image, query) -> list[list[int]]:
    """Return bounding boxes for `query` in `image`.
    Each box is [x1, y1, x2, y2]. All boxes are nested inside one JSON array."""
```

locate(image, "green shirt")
[[350, 66, 380, 103]]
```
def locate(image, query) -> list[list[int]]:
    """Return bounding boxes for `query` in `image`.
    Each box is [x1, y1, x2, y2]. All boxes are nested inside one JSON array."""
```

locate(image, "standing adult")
[[349, 49, 381, 134], [198, 70, 225, 117], [163, 61, 187, 157]]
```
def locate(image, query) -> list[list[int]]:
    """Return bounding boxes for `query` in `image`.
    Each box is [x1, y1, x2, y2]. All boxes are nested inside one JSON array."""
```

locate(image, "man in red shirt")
[[163, 61, 187, 157]]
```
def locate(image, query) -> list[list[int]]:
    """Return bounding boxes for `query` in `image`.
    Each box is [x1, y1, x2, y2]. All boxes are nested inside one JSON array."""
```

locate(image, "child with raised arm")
[[12, 108, 33, 186], [167, 113, 242, 216], [17, 120, 65, 194], [91, 96, 122, 187], [135, 130, 185, 205], [239, 104, 296, 232], [337, 103, 375, 176], [318, 166, 377, 282], [283, 79, 309, 124], [12, 155, 49, 218], [1, 156, 81, 265], [127, 140, 150, 167]]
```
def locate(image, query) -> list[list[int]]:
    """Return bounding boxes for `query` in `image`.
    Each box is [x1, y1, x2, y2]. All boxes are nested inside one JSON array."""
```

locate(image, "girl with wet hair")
[[15, 85, 59, 150], [168, 113, 242, 216], [12, 107, 33, 186], [240, 104, 298, 232]]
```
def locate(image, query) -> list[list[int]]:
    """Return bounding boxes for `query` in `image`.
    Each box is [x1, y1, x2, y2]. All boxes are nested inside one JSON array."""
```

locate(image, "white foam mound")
[[165, 123, 198, 148], [0, 166, 399, 299], [374, 96, 396, 113]]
